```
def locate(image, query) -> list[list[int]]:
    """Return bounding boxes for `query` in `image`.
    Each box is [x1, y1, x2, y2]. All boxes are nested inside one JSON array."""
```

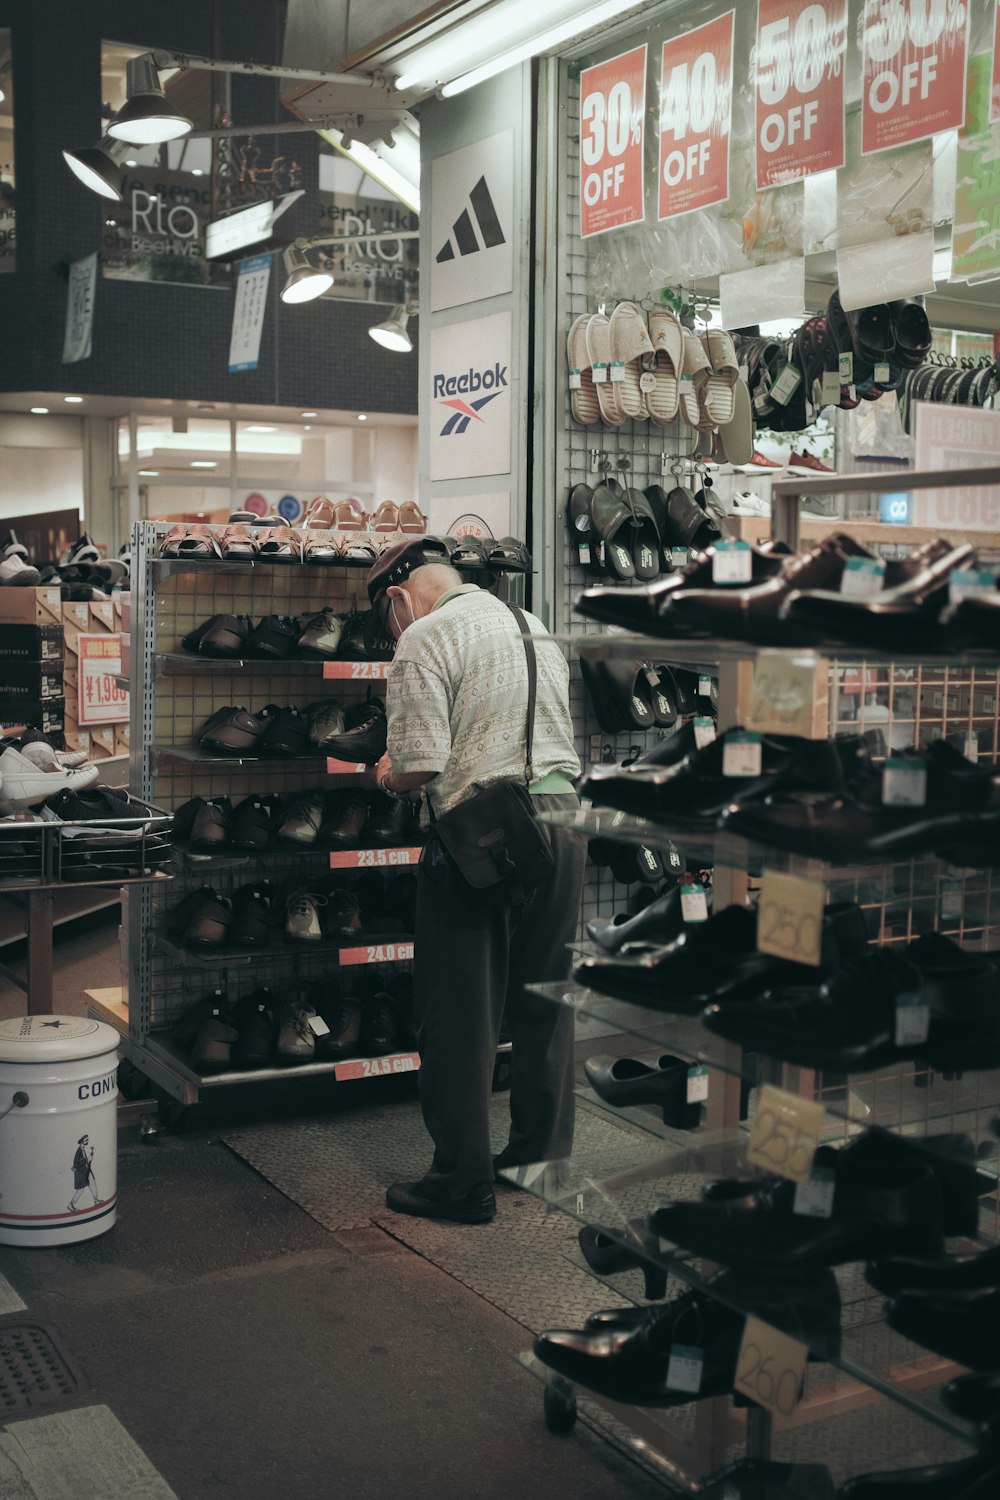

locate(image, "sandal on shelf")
[[303, 497, 338, 530], [217, 523, 257, 559], [397, 501, 427, 534], [568, 313, 601, 426], [590, 484, 637, 580], [340, 536, 378, 564], [647, 308, 683, 426], [333, 497, 369, 530], [609, 301, 654, 422], [487, 537, 531, 573], [371, 501, 400, 532], [302, 532, 342, 563], [256, 527, 301, 561], [587, 312, 626, 427], [160, 524, 221, 559], [451, 536, 489, 569]]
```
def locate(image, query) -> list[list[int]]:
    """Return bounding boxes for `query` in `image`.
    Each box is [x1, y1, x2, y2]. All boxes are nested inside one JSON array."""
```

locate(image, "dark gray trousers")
[[412, 794, 586, 1193]]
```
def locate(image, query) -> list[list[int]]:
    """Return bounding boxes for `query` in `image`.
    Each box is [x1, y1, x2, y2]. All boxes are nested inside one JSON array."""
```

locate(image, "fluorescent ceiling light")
[[368, 305, 413, 353], [30, 407, 49, 415], [301, 411, 318, 418], [280, 243, 334, 304], [190, 460, 217, 468], [441, 0, 643, 96], [107, 54, 192, 145], [319, 126, 420, 215], [138, 470, 160, 476], [245, 424, 277, 433], [62, 136, 130, 200], [64, 396, 84, 404]]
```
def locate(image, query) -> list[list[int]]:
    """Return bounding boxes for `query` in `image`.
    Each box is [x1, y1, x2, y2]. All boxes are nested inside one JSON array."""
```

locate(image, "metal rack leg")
[[26, 889, 55, 1014]]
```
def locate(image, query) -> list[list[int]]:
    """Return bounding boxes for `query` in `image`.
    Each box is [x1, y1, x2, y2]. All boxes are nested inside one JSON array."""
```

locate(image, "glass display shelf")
[[558, 632, 1000, 670], [498, 1138, 983, 1451]]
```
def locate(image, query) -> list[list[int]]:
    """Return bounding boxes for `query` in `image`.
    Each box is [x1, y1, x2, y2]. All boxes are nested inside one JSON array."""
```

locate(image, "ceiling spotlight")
[[107, 53, 192, 145], [280, 243, 333, 305], [368, 305, 413, 354], [138, 470, 160, 477], [357, 414, 368, 422], [301, 411, 318, 418], [62, 135, 130, 201]]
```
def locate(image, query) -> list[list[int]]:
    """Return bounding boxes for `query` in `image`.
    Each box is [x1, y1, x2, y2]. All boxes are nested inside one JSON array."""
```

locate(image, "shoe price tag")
[[609, 360, 626, 384], [874, 362, 891, 384], [820, 370, 842, 404], [307, 1014, 331, 1036], [693, 715, 717, 749], [734, 1315, 807, 1418], [592, 362, 608, 385], [568, 369, 582, 391], [747, 1084, 824, 1185], [941, 878, 963, 920], [840, 557, 886, 598], [712, 540, 753, 586], [680, 884, 708, 923], [882, 757, 927, 807], [577, 542, 591, 566], [770, 363, 802, 406], [839, 352, 854, 384], [746, 651, 823, 740], [697, 675, 716, 704], [686, 1063, 710, 1103], [722, 730, 762, 778], [679, 373, 694, 391], [670, 546, 689, 569], [596, 540, 606, 566], [666, 1344, 704, 1394], [793, 1164, 836, 1219], [949, 566, 999, 603], [847, 383, 857, 401], [757, 869, 825, 969], [639, 371, 657, 394], [895, 991, 930, 1047]]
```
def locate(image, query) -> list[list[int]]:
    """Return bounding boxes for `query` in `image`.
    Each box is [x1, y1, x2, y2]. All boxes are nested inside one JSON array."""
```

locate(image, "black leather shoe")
[[247, 614, 300, 659], [182, 614, 251, 658], [261, 706, 310, 756], [231, 794, 280, 850], [840, 1449, 1000, 1499], [320, 699, 388, 764], [230, 880, 278, 948], [572, 542, 790, 633], [942, 1369, 1000, 1424], [584, 1052, 702, 1130], [886, 1286, 1000, 1370], [199, 704, 277, 755], [585, 885, 685, 952], [180, 890, 234, 949], [365, 793, 416, 845], [578, 1220, 668, 1299], [385, 1178, 496, 1223], [231, 989, 278, 1068], [174, 796, 232, 852]]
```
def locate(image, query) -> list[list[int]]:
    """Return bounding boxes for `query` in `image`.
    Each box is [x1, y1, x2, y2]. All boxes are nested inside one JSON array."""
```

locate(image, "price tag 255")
[[757, 870, 825, 967], [747, 1083, 824, 1185]]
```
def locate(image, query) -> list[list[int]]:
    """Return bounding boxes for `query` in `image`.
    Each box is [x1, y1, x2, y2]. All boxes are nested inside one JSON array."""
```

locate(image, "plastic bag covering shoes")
[[275, 1001, 317, 1064], [297, 609, 343, 659], [285, 890, 326, 942], [275, 790, 325, 847], [319, 698, 387, 765], [0, 747, 100, 808]]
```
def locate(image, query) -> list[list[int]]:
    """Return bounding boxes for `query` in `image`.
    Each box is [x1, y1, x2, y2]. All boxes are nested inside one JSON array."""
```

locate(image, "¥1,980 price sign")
[[755, 0, 847, 189], [580, 45, 647, 238], [861, 0, 970, 155], [658, 11, 734, 220]]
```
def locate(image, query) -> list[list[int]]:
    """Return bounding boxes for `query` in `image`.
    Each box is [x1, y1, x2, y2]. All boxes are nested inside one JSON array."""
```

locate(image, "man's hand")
[[372, 751, 393, 792]]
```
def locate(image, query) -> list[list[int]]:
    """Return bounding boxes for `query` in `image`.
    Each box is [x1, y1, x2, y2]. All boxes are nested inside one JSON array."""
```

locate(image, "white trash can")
[[0, 1015, 121, 1247]]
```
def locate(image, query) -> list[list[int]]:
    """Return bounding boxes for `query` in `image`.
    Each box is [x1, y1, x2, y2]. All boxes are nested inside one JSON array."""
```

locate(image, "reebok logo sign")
[[434, 362, 509, 435], [436, 176, 506, 264]]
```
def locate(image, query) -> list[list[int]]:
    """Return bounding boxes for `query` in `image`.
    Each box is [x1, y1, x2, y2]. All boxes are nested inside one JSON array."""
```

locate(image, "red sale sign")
[[991, 0, 1000, 124], [658, 12, 734, 220], [580, 45, 647, 237], [861, 0, 970, 156], [755, 0, 847, 189]]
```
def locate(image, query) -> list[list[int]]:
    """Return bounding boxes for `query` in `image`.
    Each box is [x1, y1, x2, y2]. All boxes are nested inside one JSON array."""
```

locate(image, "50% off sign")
[[580, 45, 647, 237], [861, 0, 970, 154], [755, 0, 847, 188]]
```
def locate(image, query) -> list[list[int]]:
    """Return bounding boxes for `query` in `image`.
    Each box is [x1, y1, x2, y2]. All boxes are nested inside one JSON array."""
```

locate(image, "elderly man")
[[367, 540, 584, 1223]]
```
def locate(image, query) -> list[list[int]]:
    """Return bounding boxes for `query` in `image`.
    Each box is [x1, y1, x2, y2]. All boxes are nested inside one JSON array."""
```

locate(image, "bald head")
[[405, 563, 464, 609]]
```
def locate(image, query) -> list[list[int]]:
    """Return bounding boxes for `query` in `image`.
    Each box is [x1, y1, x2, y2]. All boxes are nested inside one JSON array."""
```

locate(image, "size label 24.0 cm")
[[339, 942, 415, 966]]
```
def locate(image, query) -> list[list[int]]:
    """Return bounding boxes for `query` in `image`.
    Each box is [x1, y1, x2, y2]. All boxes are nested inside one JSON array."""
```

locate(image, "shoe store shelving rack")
[[515, 467, 1000, 1491], [121, 520, 522, 1107]]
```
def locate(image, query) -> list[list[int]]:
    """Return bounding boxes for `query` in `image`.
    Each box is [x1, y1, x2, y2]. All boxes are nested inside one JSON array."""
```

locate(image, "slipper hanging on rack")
[[590, 483, 637, 579], [717, 380, 755, 466], [702, 329, 740, 427], [567, 314, 601, 426], [609, 302, 654, 421], [679, 329, 710, 428], [621, 486, 661, 580], [647, 309, 683, 426], [586, 312, 627, 427]]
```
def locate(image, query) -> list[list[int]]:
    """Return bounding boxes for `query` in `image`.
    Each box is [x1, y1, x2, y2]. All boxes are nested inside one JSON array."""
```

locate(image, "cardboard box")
[[0, 662, 65, 705], [62, 601, 118, 656], [88, 726, 117, 759], [0, 695, 65, 741], [0, 587, 62, 627], [0, 623, 63, 662], [114, 724, 130, 758]]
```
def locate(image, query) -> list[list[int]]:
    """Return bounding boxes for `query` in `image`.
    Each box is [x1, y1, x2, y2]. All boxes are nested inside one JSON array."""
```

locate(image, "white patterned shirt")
[[386, 587, 581, 816]]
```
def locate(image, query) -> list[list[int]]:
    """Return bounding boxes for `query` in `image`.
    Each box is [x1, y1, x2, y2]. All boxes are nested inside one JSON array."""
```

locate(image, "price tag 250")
[[747, 1083, 825, 1184], [757, 869, 825, 967], [734, 1315, 808, 1418]]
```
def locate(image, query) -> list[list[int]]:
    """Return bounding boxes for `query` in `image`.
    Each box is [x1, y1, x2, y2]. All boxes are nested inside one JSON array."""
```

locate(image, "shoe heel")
[[641, 1263, 668, 1300]]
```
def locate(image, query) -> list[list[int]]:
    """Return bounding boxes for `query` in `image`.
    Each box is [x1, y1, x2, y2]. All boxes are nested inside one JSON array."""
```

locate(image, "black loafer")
[[385, 1179, 496, 1223]]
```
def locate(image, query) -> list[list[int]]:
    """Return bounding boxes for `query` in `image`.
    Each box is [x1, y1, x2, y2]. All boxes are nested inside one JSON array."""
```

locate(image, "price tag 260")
[[747, 1083, 824, 1184], [734, 1315, 807, 1418], [757, 870, 825, 967]]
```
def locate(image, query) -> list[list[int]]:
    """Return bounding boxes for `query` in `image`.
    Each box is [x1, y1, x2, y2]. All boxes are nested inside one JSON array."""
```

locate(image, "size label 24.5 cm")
[[333, 1051, 420, 1080]]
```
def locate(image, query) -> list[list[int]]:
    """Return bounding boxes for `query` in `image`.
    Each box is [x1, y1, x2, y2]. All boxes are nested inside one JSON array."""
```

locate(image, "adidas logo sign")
[[436, 176, 506, 264]]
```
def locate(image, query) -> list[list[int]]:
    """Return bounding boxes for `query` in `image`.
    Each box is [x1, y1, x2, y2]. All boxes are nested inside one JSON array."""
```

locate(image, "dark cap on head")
[[366, 538, 440, 605]]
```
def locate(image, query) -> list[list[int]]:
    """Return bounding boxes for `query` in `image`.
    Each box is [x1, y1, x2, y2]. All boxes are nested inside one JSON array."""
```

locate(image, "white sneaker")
[[0, 554, 41, 586], [19, 740, 92, 772], [727, 492, 771, 517], [285, 891, 326, 942], [63, 533, 101, 565], [0, 748, 100, 808]]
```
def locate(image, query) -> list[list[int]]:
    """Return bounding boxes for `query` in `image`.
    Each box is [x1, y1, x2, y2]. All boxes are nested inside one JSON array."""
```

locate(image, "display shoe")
[[230, 793, 280, 850], [942, 586, 1000, 649], [702, 932, 1000, 1074], [577, 1220, 669, 1299], [173, 796, 232, 852], [274, 1000, 317, 1064], [306, 701, 347, 751], [313, 987, 363, 1060], [165, 886, 220, 940], [260, 705, 310, 756], [320, 698, 387, 764], [181, 614, 250, 658], [605, 842, 664, 885], [17, 730, 89, 770], [571, 542, 791, 634], [179, 890, 234, 949], [584, 1052, 703, 1129], [888, 295, 933, 368], [365, 792, 416, 846], [645, 483, 720, 553], [885, 1286, 1000, 1370], [580, 656, 658, 734], [63, 531, 101, 566], [0, 747, 99, 807], [190, 1011, 239, 1072], [582, 730, 866, 827], [247, 615, 300, 660], [651, 1152, 946, 1274], [170, 987, 228, 1048], [337, 608, 394, 663], [0, 529, 30, 560], [272, 790, 324, 849], [867, 1242, 1000, 1297], [230, 989, 278, 1069], [722, 740, 1000, 863], [384, 1178, 496, 1224], [320, 790, 368, 846], [231, 881, 278, 948], [533, 1267, 841, 1406], [198, 705, 276, 755], [0, 554, 42, 585], [285, 890, 327, 942], [942, 1369, 1000, 1424], [359, 984, 400, 1055], [325, 887, 362, 938], [779, 541, 976, 651], [585, 885, 686, 953], [839, 1449, 1000, 1500], [297, 608, 343, 659]]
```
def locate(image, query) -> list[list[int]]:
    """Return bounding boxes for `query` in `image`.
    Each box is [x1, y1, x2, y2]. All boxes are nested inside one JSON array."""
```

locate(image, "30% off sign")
[[580, 45, 647, 237]]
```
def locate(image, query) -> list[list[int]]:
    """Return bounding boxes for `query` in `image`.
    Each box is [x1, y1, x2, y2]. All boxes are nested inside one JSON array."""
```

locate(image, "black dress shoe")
[[840, 1449, 1000, 1500], [261, 706, 310, 757], [584, 1052, 702, 1129], [231, 794, 280, 850], [533, 1268, 840, 1407], [942, 1369, 1000, 1424], [886, 1286, 1000, 1370], [199, 705, 277, 755], [230, 880, 278, 948], [586, 886, 685, 952], [247, 614, 300, 660], [578, 1220, 668, 1299], [182, 614, 251, 658], [702, 931, 1000, 1074], [365, 793, 416, 845], [573, 542, 790, 633], [321, 699, 388, 764], [231, 989, 278, 1068], [385, 1178, 496, 1223], [174, 796, 233, 852]]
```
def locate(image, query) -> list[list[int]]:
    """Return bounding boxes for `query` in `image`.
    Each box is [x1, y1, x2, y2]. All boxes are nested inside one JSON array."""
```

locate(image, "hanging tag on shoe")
[[734, 1315, 807, 1418], [722, 730, 762, 778], [874, 362, 891, 384], [793, 1164, 836, 1219], [748, 1084, 824, 1185], [895, 992, 930, 1047], [757, 870, 825, 968], [770, 364, 802, 406], [670, 546, 689, 569], [820, 371, 841, 404], [568, 369, 582, 391], [949, 566, 999, 603], [697, 674, 717, 705], [666, 1344, 704, 1394], [686, 1063, 710, 1103], [838, 352, 854, 384], [307, 1014, 331, 1036], [840, 557, 886, 598], [610, 359, 626, 384], [713, 539, 753, 586], [681, 884, 708, 923], [592, 362, 608, 385], [639, 371, 657, 394], [693, 715, 717, 750], [882, 757, 927, 807], [577, 542, 591, 566]]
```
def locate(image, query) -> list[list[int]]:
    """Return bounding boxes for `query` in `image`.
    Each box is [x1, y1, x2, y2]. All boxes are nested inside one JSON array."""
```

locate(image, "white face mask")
[[388, 588, 417, 638]]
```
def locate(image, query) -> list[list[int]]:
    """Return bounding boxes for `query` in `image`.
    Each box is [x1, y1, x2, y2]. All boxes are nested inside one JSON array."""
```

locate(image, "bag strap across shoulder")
[[505, 602, 536, 790]]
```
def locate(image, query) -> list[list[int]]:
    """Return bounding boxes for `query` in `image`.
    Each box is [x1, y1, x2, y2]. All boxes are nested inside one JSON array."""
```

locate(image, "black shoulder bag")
[[425, 604, 555, 903]]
